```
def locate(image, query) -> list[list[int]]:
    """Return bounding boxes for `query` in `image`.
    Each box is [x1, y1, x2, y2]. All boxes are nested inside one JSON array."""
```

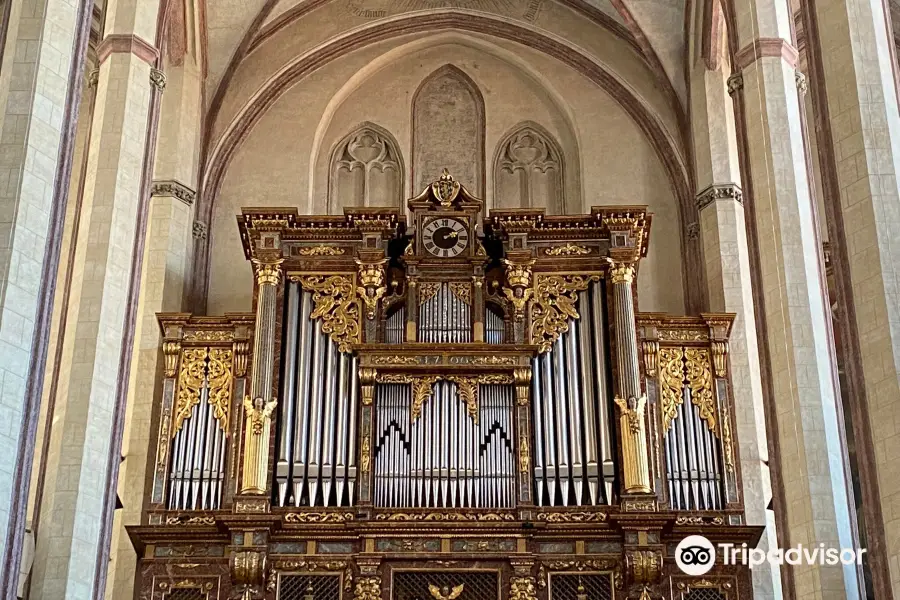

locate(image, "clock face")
[[422, 217, 468, 257]]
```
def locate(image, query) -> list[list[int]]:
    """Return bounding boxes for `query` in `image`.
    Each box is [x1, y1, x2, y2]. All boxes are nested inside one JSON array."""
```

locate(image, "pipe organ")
[[134, 172, 758, 600]]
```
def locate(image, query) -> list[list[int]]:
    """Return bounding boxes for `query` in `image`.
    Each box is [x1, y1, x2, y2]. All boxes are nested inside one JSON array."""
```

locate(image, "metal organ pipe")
[[531, 280, 616, 507], [272, 283, 359, 508], [166, 356, 228, 511]]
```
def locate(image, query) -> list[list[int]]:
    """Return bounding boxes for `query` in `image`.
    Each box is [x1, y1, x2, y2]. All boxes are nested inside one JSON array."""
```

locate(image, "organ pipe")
[[275, 283, 359, 507], [531, 280, 615, 506]]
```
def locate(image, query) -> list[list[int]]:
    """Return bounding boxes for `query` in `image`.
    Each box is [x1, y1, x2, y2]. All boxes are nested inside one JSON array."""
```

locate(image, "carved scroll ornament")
[[530, 274, 598, 353], [295, 274, 361, 352], [375, 373, 514, 423]]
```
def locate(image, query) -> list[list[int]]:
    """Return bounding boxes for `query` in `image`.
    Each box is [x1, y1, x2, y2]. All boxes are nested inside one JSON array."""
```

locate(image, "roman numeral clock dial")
[[422, 217, 468, 257]]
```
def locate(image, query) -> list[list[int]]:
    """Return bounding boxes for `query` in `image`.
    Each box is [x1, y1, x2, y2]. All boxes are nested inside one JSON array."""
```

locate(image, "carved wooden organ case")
[[131, 173, 760, 600]]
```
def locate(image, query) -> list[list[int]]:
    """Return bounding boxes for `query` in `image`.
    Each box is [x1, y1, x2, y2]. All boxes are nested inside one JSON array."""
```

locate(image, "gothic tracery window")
[[329, 123, 403, 212], [493, 122, 564, 213]]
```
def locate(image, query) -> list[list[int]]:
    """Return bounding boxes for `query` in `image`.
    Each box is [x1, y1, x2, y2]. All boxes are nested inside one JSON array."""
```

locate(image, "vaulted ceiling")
[[200, 0, 689, 110]]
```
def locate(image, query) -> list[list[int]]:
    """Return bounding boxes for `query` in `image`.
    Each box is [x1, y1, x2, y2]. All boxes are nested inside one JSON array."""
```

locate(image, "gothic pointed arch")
[[328, 122, 404, 213], [493, 121, 566, 214], [412, 64, 485, 195]]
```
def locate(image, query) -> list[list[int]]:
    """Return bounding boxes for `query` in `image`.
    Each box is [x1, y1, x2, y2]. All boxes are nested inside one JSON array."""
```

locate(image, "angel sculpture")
[[428, 583, 464, 600]]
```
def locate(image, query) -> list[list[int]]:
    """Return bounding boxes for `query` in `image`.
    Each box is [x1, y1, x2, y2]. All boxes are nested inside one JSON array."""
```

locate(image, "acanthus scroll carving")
[[530, 274, 597, 353], [295, 274, 361, 352]]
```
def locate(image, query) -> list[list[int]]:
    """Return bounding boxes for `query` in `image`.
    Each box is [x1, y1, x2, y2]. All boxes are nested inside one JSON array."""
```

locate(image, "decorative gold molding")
[[544, 242, 590, 256], [173, 347, 207, 434], [418, 281, 442, 305], [448, 282, 472, 305], [375, 512, 516, 521], [519, 434, 530, 473], [353, 576, 381, 600], [296, 274, 361, 352], [253, 258, 284, 286], [183, 329, 232, 342], [675, 515, 724, 525], [659, 347, 684, 432], [535, 511, 607, 522], [538, 559, 623, 590], [641, 340, 659, 377], [372, 355, 420, 365], [165, 515, 216, 526], [162, 341, 180, 377], [297, 245, 345, 256], [711, 340, 728, 378], [721, 406, 735, 471], [531, 274, 597, 353], [375, 373, 513, 423], [156, 407, 171, 472], [658, 328, 706, 341], [472, 356, 516, 366], [206, 348, 233, 431], [685, 348, 717, 433], [284, 512, 355, 523], [607, 260, 634, 284], [233, 340, 249, 377], [509, 576, 537, 600]]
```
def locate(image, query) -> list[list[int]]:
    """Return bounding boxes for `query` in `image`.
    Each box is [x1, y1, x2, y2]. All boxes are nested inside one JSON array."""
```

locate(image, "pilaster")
[[730, 26, 860, 597], [0, 0, 89, 591], [28, 20, 160, 599]]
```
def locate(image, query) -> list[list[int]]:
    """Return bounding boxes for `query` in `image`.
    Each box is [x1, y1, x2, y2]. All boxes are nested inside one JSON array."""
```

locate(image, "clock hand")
[[446, 231, 458, 239]]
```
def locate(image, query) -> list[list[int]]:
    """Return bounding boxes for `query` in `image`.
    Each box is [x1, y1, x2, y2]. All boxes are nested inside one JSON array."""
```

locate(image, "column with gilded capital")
[[729, 2, 860, 595], [608, 259, 651, 497], [240, 257, 283, 498]]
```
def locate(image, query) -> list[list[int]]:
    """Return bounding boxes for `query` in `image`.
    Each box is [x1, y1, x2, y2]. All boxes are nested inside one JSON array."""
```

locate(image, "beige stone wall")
[[207, 37, 686, 316]]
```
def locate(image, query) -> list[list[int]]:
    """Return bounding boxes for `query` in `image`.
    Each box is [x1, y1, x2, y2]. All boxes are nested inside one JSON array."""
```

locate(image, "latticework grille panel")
[[163, 589, 206, 600], [549, 574, 612, 600], [278, 574, 342, 600], [685, 588, 726, 600], [393, 571, 498, 600]]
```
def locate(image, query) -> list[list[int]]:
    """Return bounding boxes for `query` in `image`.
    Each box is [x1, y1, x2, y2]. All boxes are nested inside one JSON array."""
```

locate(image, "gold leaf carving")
[[471, 356, 516, 366], [376, 374, 514, 423], [372, 356, 420, 365], [535, 511, 607, 523], [375, 512, 515, 522], [418, 281, 441, 305], [658, 328, 706, 341], [544, 243, 590, 256], [165, 515, 216, 526], [284, 512, 354, 523], [173, 347, 207, 434], [659, 347, 685, 432], [297, 275, 360, 352], [685, 348, 717, 433], [531, 274, 597, 353], [183, 330, 232, 342], [206, 348, 232, 431], [297, 245, 345, 256], [449, 282, 472, 305]]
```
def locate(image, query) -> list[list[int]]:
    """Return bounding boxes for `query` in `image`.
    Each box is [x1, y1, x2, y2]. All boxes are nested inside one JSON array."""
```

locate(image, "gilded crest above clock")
[[407, 169, 483, 262]]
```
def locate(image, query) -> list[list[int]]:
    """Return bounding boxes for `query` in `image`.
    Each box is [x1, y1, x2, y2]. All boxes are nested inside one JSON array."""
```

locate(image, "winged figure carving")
[[428, 583, 464, 600]]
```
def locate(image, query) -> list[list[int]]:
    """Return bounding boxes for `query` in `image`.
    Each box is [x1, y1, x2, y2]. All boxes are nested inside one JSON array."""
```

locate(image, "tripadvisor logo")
[[675, 534, 868, 576], [675, 535, 716, 576]]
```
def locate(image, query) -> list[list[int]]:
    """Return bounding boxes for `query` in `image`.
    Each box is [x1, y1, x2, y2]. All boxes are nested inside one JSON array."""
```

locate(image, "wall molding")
[[96, 33, 159, 66], [151, 179, 195, 206], [696, 183, 743, 211], [734, 38, 798, 70]]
